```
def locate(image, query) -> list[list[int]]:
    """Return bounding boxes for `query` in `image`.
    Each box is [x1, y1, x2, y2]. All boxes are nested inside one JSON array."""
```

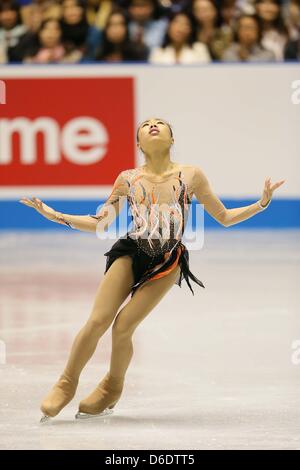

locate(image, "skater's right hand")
[[19, 197, 58, 221]]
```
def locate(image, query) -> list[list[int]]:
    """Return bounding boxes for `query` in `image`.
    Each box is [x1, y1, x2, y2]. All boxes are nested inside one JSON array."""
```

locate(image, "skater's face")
[[137, 118, 174, 154]]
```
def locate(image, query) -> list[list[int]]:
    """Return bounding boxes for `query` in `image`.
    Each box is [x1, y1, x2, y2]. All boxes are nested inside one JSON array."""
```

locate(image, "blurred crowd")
[[0, 0, 299, 64]]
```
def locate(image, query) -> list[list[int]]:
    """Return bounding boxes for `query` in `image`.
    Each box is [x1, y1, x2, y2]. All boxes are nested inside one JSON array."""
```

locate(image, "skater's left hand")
[[259, 177, 286, 207]]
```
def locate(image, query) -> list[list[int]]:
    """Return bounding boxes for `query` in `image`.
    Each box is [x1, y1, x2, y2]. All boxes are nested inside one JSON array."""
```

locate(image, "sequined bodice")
[[122, 167, 192, 257]]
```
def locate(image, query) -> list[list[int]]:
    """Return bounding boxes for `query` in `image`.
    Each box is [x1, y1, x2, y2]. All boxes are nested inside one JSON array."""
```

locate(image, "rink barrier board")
[[0, 198, 299, 230]]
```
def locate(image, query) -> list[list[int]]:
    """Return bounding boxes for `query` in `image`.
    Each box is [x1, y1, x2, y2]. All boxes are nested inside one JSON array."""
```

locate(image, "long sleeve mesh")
[[88, 172, 129, 231], [191, 166, 269, 227], [55, 172, 129, 232]]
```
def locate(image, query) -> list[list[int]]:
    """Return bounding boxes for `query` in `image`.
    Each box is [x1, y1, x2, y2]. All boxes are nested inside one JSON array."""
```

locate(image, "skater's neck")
[[142, 151, 175, 176]]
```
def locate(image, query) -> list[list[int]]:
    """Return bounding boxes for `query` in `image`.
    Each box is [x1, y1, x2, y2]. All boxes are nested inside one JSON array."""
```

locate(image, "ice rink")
[[0, 230, 299, 450]]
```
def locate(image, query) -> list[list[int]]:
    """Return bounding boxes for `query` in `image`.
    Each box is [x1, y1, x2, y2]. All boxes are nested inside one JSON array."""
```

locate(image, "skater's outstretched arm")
[[19, 172, 129, 233], [192, 166, 285, 227]]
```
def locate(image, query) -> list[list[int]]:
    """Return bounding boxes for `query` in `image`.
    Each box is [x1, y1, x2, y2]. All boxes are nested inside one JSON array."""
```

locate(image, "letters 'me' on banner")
[[0, 77, 135, 186]]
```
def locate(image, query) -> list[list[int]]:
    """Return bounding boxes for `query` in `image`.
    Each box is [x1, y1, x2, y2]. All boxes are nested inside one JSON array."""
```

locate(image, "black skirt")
[[103, 235, 205, 298]]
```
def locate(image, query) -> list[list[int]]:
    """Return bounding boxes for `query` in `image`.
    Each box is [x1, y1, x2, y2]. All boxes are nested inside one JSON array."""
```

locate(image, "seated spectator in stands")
[[191, 0, 232, 60], [23, 18, 82, 63], [60, 0, 101, 59], [0, 0, 27, 63], [86, 0, 114, 30], [127, 0, 168, 54], [219, 0, 239, 32], [284, 36, 300, 60], [7, 3, 49, 62], [149, 11, 211, 63], [255, 0, 288, 60], [222, 13, 276, 61], [233, 0, 256, 15], [23, 3, 43, 33], [95, 7, 148, 61], [282, 0, 300, 41], [20, 0, 62, 29], [154, 0, 191, 15]]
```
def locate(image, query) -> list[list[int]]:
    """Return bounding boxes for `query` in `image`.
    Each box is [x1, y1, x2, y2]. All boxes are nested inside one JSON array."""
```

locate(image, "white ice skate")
[[75, 407, 114, 419]]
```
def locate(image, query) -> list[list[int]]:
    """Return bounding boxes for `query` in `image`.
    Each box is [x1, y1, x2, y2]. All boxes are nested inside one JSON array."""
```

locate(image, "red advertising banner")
[[0, 77, 135, 186]]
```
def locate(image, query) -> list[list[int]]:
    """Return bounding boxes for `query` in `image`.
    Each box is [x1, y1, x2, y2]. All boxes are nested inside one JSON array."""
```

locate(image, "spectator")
[[6, 3, 46, 62], [149, 11, 211, 63], [127, 0, 168, 53], [234, 0, 256, 15], [284, 36, 300, 60], [86, 0, 114, 30], [222, 13, 276, 61], [282, 0, 300, 41], [155, 0, 191, 15], [0, 0, 27, 63], [20, 1, 62, 29], [60, 0, 101, 58], [23, 17, 82, 63], [96, 7, 148, 61], [219, 0, 240, 31], [23, 3, 44, 33], [284, 1, 300, 61], [255, 0, 288, 60], [191, 0, 232, 60]]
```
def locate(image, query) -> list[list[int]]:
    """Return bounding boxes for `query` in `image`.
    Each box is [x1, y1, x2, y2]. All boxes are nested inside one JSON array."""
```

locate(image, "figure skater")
[[19, 117, 285, 421]]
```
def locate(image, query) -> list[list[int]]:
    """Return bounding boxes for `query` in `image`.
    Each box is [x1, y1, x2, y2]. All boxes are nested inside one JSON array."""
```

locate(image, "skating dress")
[[89, 165, 206, 297], [61, 164, 269, 296]]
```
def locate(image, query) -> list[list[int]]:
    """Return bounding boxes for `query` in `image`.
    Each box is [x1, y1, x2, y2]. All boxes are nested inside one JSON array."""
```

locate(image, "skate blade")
[[75, 408, 114, 420], [40, 414, 52, 424]]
